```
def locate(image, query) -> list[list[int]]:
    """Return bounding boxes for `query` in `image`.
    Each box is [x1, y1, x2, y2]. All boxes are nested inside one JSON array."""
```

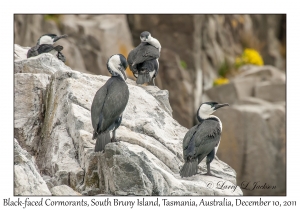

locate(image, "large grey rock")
[[127, 14, 286, 91], [14, 51, 71, 75], [237, 65, 285, 83], [140, 86, 173, 117], [204, 77, 256, 105], [14, 44, 30, 62], [254, 81, 285, 102], [155, 48, 194, 128], [50, 185, 81, 195], [14, 139, 51, 195], [203, 64, 286, 196], [14, 53, 242, 196], [204, 65, 286, 105], [39, 68, 241, 195], [217, 105, 286, 195], [14, 73, 50, 154]]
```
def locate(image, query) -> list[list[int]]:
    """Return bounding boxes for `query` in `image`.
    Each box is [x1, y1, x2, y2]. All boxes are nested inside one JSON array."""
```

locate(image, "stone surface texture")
[[14, 53, 242, 196], [14, 139, 52, 195]]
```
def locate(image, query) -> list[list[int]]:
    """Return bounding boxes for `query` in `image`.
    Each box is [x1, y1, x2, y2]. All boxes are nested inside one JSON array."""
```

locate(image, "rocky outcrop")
[[203, 65, 286, 195], [14, 14, 134, 76], [50, 185, 81, 196], [155, 48, 194, 128], [14, 139, 51, 195], [205, 65, 286, 105], [127, 14, 286, 126], [14, 14, 285, 130], [14, 52, 242, 196]]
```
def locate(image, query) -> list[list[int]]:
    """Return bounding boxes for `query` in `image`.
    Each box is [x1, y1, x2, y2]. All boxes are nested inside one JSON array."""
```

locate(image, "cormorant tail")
[[136, 72, 151, 84], [179, 158, 198, 177], [94, 132, 111, 152]]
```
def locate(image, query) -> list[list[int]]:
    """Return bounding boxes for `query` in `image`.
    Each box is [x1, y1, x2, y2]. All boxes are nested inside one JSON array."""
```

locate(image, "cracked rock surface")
[[14, 53, 242, 196]]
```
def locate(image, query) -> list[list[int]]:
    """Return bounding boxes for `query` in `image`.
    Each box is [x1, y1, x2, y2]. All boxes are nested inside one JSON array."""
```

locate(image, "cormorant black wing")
[[27, 45, 39, 58], [101, 77, 129, 131], [91, 81, 109, 135], [182, 124, 201, 161], [133, 44, 160, 65], [183, 119, 221, 162], [127, 48, 138, 75], [195, 119, 221, 163], [37, 44, 55, 54], [92, 77, 129, 134]]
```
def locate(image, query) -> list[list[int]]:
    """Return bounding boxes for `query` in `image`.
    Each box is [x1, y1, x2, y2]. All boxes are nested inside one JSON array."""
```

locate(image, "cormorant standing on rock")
[[127, 31, 161, 85], [91, 54, 129, 152], [27, 34, 67, 62], [180, 102, 229, 178]]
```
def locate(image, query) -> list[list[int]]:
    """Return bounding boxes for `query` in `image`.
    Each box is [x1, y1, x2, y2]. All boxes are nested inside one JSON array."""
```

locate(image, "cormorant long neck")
[[197, 109, 222, 130], [107, 63, 126, 81], [197, 114, 222, 131], [148, 38, 161, 52]]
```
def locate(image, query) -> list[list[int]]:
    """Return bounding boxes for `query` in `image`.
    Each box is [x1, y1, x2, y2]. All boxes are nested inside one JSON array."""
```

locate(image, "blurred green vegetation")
[[214, 48, 264, 87], [44, 14, 61, 26], [180, 60, 187, 69], [218, 60, 231, 78]]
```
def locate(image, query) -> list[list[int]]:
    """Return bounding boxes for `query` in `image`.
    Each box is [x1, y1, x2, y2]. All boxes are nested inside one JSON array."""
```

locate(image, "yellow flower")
[[213, 77, 229, 86], [242, 48, 264, 66], [235, 48, 264, 67]]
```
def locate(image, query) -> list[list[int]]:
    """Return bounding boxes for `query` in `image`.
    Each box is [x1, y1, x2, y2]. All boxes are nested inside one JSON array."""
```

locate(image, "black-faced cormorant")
[[27, 34, 68, 62], [127, 31, 161, 85], [91, 54, 129, 152], [180, 102, 229, 178]]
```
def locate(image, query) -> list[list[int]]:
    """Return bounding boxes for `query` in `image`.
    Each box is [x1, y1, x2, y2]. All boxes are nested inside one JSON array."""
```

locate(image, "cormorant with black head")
[[180, 102, 229, 178], [127, 31, 161, 85], [27, 34, 68, 62], [91, 54, 129, 152]]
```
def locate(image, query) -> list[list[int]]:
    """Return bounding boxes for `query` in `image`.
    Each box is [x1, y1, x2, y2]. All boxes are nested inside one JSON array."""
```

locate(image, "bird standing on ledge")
[[91, 54, 129, 152], [127, 31, 161, 85], [27, 34, 68, 62], [180, 102, 229, 178]]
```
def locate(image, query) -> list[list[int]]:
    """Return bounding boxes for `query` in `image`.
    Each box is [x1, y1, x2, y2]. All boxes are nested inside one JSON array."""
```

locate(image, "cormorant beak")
[[214, 103, 229, 110], [120, 68, 127, 80], [53, 34, 68, 42]]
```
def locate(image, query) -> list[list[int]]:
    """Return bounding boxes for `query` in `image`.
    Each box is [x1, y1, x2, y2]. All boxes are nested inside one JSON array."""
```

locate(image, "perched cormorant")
[[127, 31, 161, 85], [27, 34, 67, 62], [180, 102, 229, 178], [91, 54, 129, 152]]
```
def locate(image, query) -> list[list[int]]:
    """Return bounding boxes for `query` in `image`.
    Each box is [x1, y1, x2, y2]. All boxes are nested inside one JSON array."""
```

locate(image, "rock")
[[14, 44, 30, 62], [97, 142, 241, 195], [42, 175, 58, 189], [203, 64, 286, 196], [140, 86, 173, 117], [237, 65, 285, 83], [14, 73, 51, 154], [127, 14, 285, 128], [14, 139, 51, 195], [14, 14, 134, 76], [127, 14, 286, 89], [155, 48, 194, 128], [254, 81, 285, 102], [14, 51, 71, 75], [204, 65, 285, 105], [216, 104, 286, 195], [50, 185, 81, 195], [204, 77, 256, 105], [14, 53, 242, 195]]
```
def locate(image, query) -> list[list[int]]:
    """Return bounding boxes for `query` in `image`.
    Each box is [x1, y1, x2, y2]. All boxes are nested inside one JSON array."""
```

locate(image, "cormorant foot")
[[111, 138, 119, 143]]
